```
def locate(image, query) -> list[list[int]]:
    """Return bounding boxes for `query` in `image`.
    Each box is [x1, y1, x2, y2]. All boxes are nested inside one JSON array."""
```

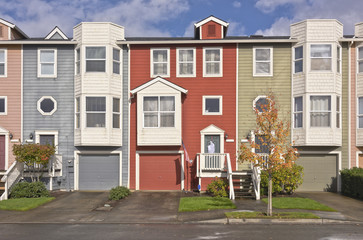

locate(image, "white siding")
[[355, 22, 363, 37], [356, 129, 363, 146]]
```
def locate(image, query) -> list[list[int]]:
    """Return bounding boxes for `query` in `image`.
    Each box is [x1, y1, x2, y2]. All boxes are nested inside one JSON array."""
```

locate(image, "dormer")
[[45, 26, 69, 40], [194, 16, 229, 40], [0, 18, 28, 40]]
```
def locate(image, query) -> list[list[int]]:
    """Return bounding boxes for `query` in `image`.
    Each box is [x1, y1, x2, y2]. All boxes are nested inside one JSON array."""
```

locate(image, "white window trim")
[[293, 96, 303, 129], [75, 97, 80, 129], [142, 95, 176, 128], [253, 47, 273, 77], [176, 47, 196, 77], [293, 46, 303, 74], [310, 44, 332, 72], [75, 48, 80, 75], [203, 47, 223, 77], [200, 125, 225, 154], [357, 46, 363, 74], [35, 130, 59, 154], [358, 96, 363, 129], [336, 96, 341, 129], [309, 95, 331, 128], [37, 96, 57, 116], [113, 47, 121, 75], [37, 48, 57, 78], [0, 48, 7, 77], [85, 96, 106, 128], [202, 95, 223, 115], [150, 48, 170, 78], [85, 46, 107, 73], [337, 45, 342, 74], [0, 96, 7, 115], [113, 97, 121, 129]]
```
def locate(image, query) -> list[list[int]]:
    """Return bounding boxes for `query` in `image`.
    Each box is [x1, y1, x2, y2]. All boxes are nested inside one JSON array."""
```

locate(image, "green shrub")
[[341, 167, 363, 200], [207, 177, 228, 198], [10, 181, 50, 198], [261, 164, 304, 195], [109, 186, 131, 200]]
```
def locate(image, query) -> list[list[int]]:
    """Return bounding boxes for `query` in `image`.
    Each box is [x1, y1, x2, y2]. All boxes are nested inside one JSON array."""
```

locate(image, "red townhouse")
[[121, 16, 237, 191]]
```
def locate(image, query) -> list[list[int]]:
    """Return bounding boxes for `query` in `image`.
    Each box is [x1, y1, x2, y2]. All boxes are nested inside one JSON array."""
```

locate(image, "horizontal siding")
[[121, 45, 129, 186]]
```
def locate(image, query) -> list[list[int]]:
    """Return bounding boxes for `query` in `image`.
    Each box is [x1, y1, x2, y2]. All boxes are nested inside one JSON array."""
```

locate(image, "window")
[[358, 97, 363, 128], [37, 96, 57, 115], [151, 49, 169, 77], [203, 96, 222, 115], [143, 96, 175, 128], [86, 97, 106, 127], [310, 96, 331, 127], [203, 47, 222, 77], [358, 47, 363, 73], [177, 48, 195, 77], [294, 96, 303, 128], [294, 46, 303, 73], [337, 46, 341, 74], [75, 97, 80, 129], [86, 47, 106, 72], [254, 96, 269, 112], [254, 47, 272, 76], [255, 135, 269, 154], [0, 49, 6, 77], [113, 98, 120, 128], [113, 48, 120, 74], [0, 96, 6, 115], [336, 96, 340, 128], [38, 49, 57, 77], [310, 44, 331, 71], [75, 48, 80, 75], [35, 131, 58, 153]]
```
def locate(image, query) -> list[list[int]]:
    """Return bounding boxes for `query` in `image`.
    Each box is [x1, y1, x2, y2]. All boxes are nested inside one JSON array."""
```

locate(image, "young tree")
[[238, 95, 298, 216]]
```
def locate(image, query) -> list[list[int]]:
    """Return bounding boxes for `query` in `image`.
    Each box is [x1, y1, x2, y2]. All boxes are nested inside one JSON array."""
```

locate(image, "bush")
[[341, 167, 363, 200], [10, 181, 50, 198], [260, 164, 304, 195], [207, 177, 228, 198], [109, 186, 131, 200]]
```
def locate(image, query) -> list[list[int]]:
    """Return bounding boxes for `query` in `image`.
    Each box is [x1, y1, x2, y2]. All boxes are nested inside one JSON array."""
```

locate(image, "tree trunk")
[[267, 173, 273, 216]]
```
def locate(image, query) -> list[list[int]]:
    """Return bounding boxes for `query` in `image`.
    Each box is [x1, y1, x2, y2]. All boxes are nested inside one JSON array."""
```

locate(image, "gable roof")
[[194, 15, 229, 28], [45, 26, 69, 40], [0, 18, 29, 39], [200, 124, 225, 134], [130, 77, 188, 95]]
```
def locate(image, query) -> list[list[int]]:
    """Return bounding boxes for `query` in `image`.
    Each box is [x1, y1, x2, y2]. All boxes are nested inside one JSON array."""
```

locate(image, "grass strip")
[[179, 197, 236, 212], [226, 211, 320, 219], [261, 197, 336, 212], [0, 197, 55, 211]]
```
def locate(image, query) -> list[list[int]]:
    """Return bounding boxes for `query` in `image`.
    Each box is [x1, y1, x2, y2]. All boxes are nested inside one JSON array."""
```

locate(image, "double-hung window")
[[203, 47, 222, 77], [0, 96, 6, 115], [151, 49, 169, 77], [337, 46, 341, 74], [358, 97, 363, 128], [358, 47, 363, 73], [113, 98, 120, 128], [143, 96, 175, 128], [113, 48, 120, 74], [38, 49, 57, 77], [86, 97, 106, 127], [294, 96, 303, 128], [310, 44, 331, 71], [294, 46, 303, 73], [75, 48, 80, 75], [336, 96, 341, 128], [75, 97, 80, 129], [86, 47, 106, 72], [177, 48, 195, 77], [0, 49, 6, 77], [254, 47, 272, 76], [310, 96, 331, 127]]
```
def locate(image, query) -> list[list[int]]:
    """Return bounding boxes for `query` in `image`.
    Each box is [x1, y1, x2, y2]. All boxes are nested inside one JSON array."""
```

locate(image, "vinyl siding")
[[341, 42, 349, 170], [122, 45, 129, 186]]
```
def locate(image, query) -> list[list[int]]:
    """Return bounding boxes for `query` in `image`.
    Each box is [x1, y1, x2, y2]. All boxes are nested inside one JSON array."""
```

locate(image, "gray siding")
[[122, 45, 129, 187], [23, 44, 75, 190]]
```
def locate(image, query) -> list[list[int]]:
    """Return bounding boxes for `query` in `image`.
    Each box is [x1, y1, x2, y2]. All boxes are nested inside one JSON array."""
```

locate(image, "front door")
[[204, 135, 221, 169], [0, 135, 5, 170]]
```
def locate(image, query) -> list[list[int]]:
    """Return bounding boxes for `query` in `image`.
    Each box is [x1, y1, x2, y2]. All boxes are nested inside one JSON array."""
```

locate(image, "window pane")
[[41, 64, 54, 75], [40, 98, 55, 113], [113, 98, 120, 112], [86, 47, 106, 59], [359, 47, 363, 60], [204, 135, 220, 153], [359, 97, 363, 114], [144, 113, 158, 127], [86, 60, 105, 72], [113, 48, 120, 61], [311, 58, 331, 71], [76, 113, 80, 128], [294, 97, 302, 112], [359, 116, 363, 128], [179, 63, 193, 75], [76, 98, 80, 112], [76, 49, 80, 61], [295, 60, 303, 73], [311, 96, 331, 111], [0, 98, 4, 112], [153, 63, 167, 75], [0, 64, 4, 75], [179, 50, 193, 61], [40, 50, 54, 62], [113, 114, 120, 128], [294, 113, 303, 128], [311, 45, 331, 57], [39, 135, 55, 145], [86, 97, 105, 111], [113, 62, 120, 74], [160, 113, 175, 127], [206, 63, 220, 74], [256, 49, 270, 61], [87, 113, 105, 127], [144, 97, 158, 111], [0, 51, 4, 62], [160, 96, 175, 111], [256, 62, 270, 74], [256, 98, 268, 112], [205, 98, 220, 113], [295, 46, 303, 60], [153, 50, 167, 62], [206, 50, 220, 61], [311, 113, 330, 127], [255, 135, 269, 154], [359, 62, 363, 73]]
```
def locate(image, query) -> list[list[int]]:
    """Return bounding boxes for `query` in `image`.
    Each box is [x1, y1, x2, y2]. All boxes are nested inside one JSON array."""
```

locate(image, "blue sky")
[[1, 0, 363, 38]]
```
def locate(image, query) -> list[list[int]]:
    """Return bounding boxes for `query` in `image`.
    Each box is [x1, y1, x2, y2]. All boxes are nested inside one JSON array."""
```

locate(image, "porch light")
[[9, 133, 13, 139], [225, 133, 228, 140], [29, 132, 33, 140]]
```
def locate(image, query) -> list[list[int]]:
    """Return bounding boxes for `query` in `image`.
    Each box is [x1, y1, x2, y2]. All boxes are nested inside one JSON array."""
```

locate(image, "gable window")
[[177, 48, 195, 77], [37, 96, 57, 116], [75, 48, 80, 75], [203, 96, 222, 115], [0, 96, 6, 115], [86, 97, 106, 127], [310, 44, 331, 71], [113, 98, 120, 128], [336, 96, 340, 128], [0, 49, 6, 77], [337, 46, 341, 74], [254, 47, 272, 76], [86, 47, 106, 72], [113, 48, 120, 74], [203, 47, 222, 77], [294, 46, 303, 73], [143, 96, 175, 128], [151, 49, 169, 77], [75, 97, 80, 129], [294, 96, 303, 128], [358, 47, 363, 73], [310, 96, 331, 127], [358, 97, 363, 128], [38, 49, 57, 77]]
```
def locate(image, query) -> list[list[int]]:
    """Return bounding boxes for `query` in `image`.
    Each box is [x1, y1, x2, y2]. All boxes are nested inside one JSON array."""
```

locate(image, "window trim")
[[203, 47, 223, 77], [310, 44, 332, 72], [176, 47, 196, 77], [85, 96, 106, 128], [142, 95, 176, 128], [337, 45, 342, 74], [150, 48, 170, 78], [37, 48, 57, 78], [37, 96, 57, 116], [112, 97, 120, 129], [293, 46, 303, 74], [0, 96, 7, 115], [0, 48, 7, 77], [336, 96, 341, 129], [253, 47, 273, 77], [112, 48, 121, 75], [357, 46, 363, 74], [75, 48, 80, 75], [202, 95, 223, 115], [358, 97, 363, 129], [310, 95, 331, 128], [85, 46, 106, 73], [75, 97, 80, 129], [293, 96, 303, 129], [35, 130, 59, 154]]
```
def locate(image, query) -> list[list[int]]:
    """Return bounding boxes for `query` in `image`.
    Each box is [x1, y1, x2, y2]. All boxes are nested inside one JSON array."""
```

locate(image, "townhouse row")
[[1, 16, 363, 197]]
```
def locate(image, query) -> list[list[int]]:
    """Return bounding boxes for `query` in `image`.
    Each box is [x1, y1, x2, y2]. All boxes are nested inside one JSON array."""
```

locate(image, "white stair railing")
[[199, 153, 225, 171], [0, 161, 24, 201], [226, 153, 235, 200], [251, 162, 261, 200]]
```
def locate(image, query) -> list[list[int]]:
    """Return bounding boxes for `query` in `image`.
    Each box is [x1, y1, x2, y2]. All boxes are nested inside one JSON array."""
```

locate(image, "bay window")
[[294, 46, 303, 73], [86, 97, 106, 127], [294, 96, 303, 128], [310, 44, 331, 71], [310, 96, 331, 127], [86, 47, 106, 72]]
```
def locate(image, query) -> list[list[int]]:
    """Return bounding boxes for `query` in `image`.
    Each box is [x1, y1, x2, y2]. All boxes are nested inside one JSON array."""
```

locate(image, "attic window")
[[207, 25, 216, 37]]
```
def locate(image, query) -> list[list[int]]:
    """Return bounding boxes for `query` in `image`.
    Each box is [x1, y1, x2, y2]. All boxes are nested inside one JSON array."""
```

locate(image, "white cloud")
[[182, 21, 196, 37], [255, 0, 363, 35], [233, 1, 242, 8], [228, 21, 246, 36]]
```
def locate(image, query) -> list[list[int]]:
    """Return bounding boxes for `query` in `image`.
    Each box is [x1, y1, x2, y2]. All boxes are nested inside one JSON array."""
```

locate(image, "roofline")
[[131, 76, 188, 95], [291, 19, 343, 27], [0, 40, 77, 45], [73, 22, 125, 30], [194, 16, 229, 28], [45, 26, 69, 40], [0, 18, 29, 39], [118, 38, 298, 45]]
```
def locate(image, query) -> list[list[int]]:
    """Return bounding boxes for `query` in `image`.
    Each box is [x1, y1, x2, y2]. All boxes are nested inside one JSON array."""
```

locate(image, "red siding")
[[130, 43, 237, 190], [201, 21, 223, 39]]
